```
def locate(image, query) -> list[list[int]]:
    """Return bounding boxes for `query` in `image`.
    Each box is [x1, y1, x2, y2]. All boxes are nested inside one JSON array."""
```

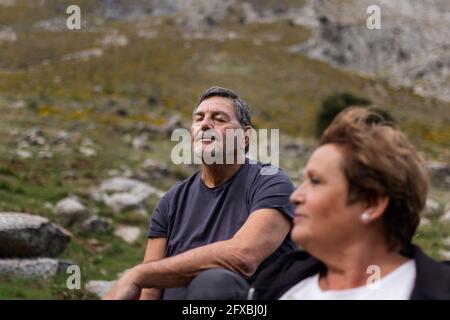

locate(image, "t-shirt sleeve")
[[147, 191, 171, 238], [249, 167, 295, 220]]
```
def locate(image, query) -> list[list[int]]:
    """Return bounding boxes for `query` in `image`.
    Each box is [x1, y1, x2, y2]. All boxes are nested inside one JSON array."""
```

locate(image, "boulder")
[[439, 250, 450, 261], [426, 162, 450, 189], [138, 159, 170, 180], [79, 138, 97, 157], [441, 210, 450, 223], [0, 213, 71, 258], [19, 127, 46, 146], [419, 217, 431, 227], [114, 225, 141, 244], [423, 198, 441, 219], [160, 115, 183, 136], [80, 215, 111, 233], [99, 177, 163, 214], [442, 237, 450, 248], [131, 134, 151, 150], [55, 197, 88, 226], [0, 258, 71, 278], [282, 140, 312, 159], [16, 148, 32, 159], [85, 280, 116, 299]]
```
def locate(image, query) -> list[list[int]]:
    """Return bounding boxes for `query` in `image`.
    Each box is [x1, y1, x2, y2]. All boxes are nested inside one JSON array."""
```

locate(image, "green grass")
[[415, 222, 450, 260]]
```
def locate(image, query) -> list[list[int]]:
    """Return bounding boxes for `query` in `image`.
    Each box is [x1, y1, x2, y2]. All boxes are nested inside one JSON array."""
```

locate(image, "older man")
[[105, 87, 296, 300]]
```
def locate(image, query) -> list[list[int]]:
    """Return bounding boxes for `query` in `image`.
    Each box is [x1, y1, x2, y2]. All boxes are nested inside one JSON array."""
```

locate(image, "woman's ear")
[[361, 196, 389, 224]]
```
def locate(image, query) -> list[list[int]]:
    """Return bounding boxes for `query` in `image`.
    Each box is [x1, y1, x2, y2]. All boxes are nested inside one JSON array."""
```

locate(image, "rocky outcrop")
[[291, 0, 450, 102], [93, 177, 164, 214], [0, 258, 72, 278], [423, 198, 442, 219], [114, 225, 141, 244], [0, 213, 71, 258], [55, 197, 89, 227], [427, 162, 450, 189], [80, 215, 112, 233], [85, 280, 116, 299], [0, 213, 74, 279]]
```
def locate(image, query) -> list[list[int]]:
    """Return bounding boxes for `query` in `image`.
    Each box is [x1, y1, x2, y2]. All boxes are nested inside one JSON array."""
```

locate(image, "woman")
[[249, 107, 450, 300]]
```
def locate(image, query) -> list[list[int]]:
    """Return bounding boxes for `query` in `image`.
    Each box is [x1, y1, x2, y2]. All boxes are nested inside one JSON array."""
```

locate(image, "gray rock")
[[114, 225, 141, 244], [33, 17, 68, 32], [419, 217, 431, 227], [291, 0, 450, 102], [423, 198, 441, 218], [55, 197, 88, 226], [107, 169, 122, 177], [16, 148, 32, 159], [101, 30, 128, 47], [52, 130, 70, 145], [80, 215, 111, 233], [10, 100, 26, 109], [0, 0, 16, 7], [85, 280, 116, 299], [103, 193, 146, 214], [282, 140, 312, 158], [441, 210, 450, 223], [427, 162, 450, 189], [0, 258, 65, 278], [131, 134, 151, 150], [160, 115, 183, 136], [79, 138, 97, 158], [442, 237, 450, 248], [37, 146, 53, 159], [0, 213, 71, 258], [439, 250, 450, 261], [62, 48, 104, 62], [99, 177, 163, 214], [100, 177, 149, 194], [19, 127, 46, 146], [0, 27, 17, 42], [140, 159, 170, 180]]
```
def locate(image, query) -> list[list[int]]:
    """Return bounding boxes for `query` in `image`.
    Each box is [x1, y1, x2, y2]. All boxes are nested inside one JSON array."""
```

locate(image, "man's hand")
[[103, 267, 142, 300]]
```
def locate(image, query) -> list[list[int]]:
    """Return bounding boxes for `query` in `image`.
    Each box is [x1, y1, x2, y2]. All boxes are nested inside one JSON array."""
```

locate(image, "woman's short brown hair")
[[319, 107, 428, 251]]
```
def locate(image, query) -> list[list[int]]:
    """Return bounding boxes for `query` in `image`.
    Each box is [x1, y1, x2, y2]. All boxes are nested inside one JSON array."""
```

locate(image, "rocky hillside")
[[82, 0, 450, 102], [292, 0, 450, 102]]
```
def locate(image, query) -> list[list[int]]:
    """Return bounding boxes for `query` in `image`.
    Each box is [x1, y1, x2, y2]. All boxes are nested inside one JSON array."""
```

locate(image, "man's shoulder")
[[246, 160, 293, 186], [161, 170, 201, 200]]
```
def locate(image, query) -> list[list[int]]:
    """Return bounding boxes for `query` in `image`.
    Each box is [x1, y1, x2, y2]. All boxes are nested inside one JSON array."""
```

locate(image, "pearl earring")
[[361, 211, 370, 223]]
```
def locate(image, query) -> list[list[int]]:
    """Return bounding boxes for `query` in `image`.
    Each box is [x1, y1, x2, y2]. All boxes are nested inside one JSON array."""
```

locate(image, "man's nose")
[[201, 116, 213, 130]]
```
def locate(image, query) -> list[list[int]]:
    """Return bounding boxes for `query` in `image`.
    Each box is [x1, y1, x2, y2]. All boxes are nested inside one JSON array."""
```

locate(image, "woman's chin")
[[290, 228, 309, 247]]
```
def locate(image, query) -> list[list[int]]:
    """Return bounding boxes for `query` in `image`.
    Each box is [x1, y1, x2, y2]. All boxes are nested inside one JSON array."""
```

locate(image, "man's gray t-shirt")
[[147, 160, 297, 298]]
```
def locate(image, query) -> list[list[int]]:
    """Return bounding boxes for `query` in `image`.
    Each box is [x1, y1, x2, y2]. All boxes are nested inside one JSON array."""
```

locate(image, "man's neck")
[[201, 163, 243, 188]]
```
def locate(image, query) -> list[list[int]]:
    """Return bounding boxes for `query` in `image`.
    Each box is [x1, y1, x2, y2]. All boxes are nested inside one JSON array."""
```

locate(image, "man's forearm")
[[139, 288, 162, 300], [133, 239, 256, 289]]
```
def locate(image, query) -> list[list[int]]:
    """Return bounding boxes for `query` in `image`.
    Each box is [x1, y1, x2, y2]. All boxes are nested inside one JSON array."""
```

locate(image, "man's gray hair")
[[194, 86, 252, 127]]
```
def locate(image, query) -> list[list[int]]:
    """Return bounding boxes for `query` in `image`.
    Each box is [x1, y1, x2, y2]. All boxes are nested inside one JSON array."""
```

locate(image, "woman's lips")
[[294, 212, 307, 222]]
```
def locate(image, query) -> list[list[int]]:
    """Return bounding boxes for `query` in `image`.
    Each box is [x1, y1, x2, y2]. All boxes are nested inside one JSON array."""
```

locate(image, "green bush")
[[315, 92, 394, 137]]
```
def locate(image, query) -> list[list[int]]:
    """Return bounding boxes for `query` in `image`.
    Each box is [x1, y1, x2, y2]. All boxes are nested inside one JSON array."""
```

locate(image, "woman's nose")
[[289, 184, 305, 205]]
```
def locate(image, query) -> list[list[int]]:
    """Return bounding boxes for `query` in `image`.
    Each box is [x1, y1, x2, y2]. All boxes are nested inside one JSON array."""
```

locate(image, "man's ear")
[[244, 125, 252, 147], [190, 126, 195, 144]]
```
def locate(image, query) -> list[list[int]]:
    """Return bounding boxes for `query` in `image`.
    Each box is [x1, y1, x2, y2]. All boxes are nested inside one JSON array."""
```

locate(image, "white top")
[[280, 260, 416, 300]]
